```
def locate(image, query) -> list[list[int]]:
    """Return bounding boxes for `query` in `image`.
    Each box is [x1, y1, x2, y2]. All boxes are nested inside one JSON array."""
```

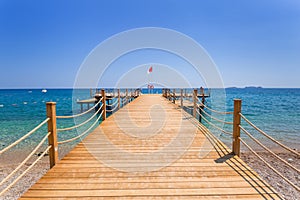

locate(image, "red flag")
[[147, 66, 153, 74]]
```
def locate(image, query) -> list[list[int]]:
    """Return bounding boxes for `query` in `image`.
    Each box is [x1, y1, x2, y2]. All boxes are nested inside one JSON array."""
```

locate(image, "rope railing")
[[57, 103, 103, 132], [240, 138, 300, 191], [0, 132, 51, 186], [0, 88, 140, 196], [0, 145, 51, 196], [107, 104, 119, 112], [58, 110, 103, 144], [230, 99, 300, 192], [197, 104, 233, 125], [0, 118, 49, 155], [239, 125, 300, 173], [57, 88, 138, 144], [197, 99, 233, 115], [122, 97, 129, 105], [107, 98, 119, 107], [163, 89, 300, 194], [57, 97, 102, 119], [240, 113, 300, 157], [196, 109, 232, 135]]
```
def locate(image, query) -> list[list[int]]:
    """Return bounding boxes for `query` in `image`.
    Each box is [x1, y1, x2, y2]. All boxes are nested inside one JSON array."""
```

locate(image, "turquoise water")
[[0, 88, 299, 151], [207, 88, 300, 149]]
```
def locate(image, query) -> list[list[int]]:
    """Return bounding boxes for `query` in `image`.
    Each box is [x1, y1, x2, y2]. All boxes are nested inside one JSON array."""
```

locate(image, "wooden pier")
[[77, 89, 141, 112], [20, 94, 280, 199]]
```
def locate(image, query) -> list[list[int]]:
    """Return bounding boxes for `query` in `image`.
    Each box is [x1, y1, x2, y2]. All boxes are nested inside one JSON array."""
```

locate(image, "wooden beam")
[[233, 99, 242, 156], [46, 102, 58, 168]]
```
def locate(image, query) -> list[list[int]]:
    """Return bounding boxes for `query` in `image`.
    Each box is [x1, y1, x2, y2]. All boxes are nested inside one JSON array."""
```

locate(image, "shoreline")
[[1, 146, 299, 199]]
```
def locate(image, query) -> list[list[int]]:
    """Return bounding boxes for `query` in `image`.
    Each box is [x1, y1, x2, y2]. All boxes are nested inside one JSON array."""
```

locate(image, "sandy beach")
[[1, 146, 299, 200]]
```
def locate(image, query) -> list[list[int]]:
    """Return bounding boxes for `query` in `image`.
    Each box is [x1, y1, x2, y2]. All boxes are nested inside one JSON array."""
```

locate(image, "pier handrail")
[[163, 89, 299, 192], [196, 109, 232, 135], [58, 110, 104, 144], [0, 118, 50, 155], [239, 113, 300, 156], [57, 103, 103, 132], [57, 98, 102, 119], [240, 138, 300, 191], [197, 104, 233, 125], [198, 101, 233, 115], [239, 125, 300, 173], [0, 88, 139, 196], [0, 145, 51, 196], [0, 132, 51, 186], [232, 99, 299, 192], [164, 88, 233, 135], [107, 103, 119, 112], [56, 88, 137, 144], [107, 99, 119, 107]]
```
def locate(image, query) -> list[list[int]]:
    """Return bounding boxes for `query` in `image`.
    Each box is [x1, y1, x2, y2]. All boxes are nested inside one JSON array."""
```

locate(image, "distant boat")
[[41, 89, 47, 93]]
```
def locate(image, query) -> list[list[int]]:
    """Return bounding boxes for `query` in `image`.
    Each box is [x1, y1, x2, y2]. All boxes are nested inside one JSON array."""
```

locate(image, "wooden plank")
[[21, 94, 280, 199], [29, 182, 271, 190], [22, 188, 277, 197], [20, 194, 280, 199]]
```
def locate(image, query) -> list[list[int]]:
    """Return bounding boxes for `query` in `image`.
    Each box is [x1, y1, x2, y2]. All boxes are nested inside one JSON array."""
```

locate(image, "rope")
[[107, 104, 119, 112], [122, 97, 128, 105], [57, 104, 102, 132], [198, 99, 233, 115], [0, 132, 50, 186], [240, 125, 300, 173], [198, 105, 233, 125], [0, 145, 51, 196], [240, 113, 300, 157], [57, 98, 102, 119], [58, 110, 103, 144], [0, 118, 49, 155], [240, 138, 300, 191], [107, 99, 118, 107], [196, 109, 232, 135]]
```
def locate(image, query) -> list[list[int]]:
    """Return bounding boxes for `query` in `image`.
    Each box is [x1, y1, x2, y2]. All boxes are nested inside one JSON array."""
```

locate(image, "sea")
[[0, 88, 299, 152]]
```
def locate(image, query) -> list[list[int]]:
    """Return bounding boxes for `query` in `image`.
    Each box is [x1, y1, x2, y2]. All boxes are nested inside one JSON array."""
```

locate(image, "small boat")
[[41, 89, 47, 93]]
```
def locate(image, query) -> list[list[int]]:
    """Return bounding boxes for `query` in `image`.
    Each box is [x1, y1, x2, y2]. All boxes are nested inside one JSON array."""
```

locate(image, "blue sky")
[[0, 0, 299, 88]]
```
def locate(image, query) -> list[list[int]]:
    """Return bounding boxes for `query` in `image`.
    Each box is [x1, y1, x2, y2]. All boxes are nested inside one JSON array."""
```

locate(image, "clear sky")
[[0, 0, 299, 88]]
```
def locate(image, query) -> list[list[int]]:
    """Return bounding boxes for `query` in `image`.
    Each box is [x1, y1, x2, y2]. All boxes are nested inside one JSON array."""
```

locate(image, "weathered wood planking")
[[21, 95, 281, 199]]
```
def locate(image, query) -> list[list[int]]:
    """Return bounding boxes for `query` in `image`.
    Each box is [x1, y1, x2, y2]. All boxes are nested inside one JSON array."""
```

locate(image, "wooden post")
[[180, 89, 183, 107], [173, 89, 176, 104], [46, 102, 58, 169], [199, 93, 205, 122], [80, 104, 83, 112], [193, 89, 197, 117], [90, 88, 93, 98], [166, 89, 169, 99], [118, 89, 120, 109], [233, 99, 242, 157], [125, 89, 128, 104], [101, 89, 106, 121]]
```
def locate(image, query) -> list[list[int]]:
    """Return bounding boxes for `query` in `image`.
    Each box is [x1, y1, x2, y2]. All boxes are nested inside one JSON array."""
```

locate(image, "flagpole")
[[148, 73, 150, 94]]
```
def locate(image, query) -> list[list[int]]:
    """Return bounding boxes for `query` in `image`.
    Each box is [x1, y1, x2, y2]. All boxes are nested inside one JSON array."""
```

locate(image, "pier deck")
[[21, 95, 280, 199]]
